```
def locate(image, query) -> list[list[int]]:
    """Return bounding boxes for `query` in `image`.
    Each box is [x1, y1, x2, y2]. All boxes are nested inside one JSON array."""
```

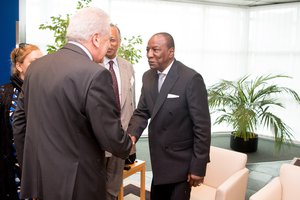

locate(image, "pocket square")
[[167, 94, 180, 98]]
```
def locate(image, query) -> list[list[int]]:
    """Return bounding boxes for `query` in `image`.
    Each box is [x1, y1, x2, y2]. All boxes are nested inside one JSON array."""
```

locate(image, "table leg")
[[140, 165, 146, 200], [118, 182, 124, 200]]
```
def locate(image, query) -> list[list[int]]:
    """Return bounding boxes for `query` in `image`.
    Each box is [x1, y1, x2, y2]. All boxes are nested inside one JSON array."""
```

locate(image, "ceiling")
[[162, 0, 300, 7]]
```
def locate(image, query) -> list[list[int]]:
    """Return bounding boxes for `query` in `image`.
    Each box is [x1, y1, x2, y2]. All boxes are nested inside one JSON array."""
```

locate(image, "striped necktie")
[[108, 60, 121, 111]]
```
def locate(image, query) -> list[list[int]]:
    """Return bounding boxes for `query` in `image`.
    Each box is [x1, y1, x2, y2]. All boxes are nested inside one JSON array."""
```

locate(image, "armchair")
[[190, 146, 249, 200], [249, 163, 300, 200]]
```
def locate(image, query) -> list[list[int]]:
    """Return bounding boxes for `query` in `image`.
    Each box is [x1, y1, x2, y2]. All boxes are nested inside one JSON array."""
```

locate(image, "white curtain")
[[247, 3, 300, 140], [24, 0, 300, 140]]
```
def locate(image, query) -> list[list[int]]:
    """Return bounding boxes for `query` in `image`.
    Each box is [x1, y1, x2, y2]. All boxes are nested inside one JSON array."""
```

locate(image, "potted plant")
[[39, 0, 143, 64], [117, 35, 143, 65], [208, 74, 300, 152], [39, 0, 92, 54]]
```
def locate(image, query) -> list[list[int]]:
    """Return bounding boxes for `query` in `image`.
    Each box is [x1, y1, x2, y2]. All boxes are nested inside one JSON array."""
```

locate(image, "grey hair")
[[67, 7, 110, 43]]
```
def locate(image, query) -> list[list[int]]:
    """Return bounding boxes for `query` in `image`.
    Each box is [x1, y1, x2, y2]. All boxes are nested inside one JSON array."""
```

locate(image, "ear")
[[92, 33, 100, 48], [169, 47, 175, 58]]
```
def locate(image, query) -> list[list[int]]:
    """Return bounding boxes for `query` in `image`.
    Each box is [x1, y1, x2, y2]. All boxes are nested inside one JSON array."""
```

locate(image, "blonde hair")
[[10, 43, 40, 76]]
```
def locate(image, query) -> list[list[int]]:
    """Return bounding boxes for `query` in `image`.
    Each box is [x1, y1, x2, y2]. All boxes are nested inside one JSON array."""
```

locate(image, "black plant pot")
[[230, 133, 258, 153]]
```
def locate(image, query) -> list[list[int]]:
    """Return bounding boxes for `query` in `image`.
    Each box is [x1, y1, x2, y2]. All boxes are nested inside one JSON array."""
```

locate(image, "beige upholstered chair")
[[190, 146, 249, 200], [249, 163, 300, 200]]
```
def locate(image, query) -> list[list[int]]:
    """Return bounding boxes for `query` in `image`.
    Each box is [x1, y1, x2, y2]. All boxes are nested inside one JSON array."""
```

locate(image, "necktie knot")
[[109, 60, 114, 69]]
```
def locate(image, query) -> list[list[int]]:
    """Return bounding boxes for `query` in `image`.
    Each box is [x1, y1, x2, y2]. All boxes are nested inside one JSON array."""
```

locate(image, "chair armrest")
[[249, 177, 281, 200], [216, 168, 249, 200]]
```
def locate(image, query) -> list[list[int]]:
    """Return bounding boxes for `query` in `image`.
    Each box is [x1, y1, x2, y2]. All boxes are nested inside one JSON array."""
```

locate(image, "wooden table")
[[118, 159, 146, 200]]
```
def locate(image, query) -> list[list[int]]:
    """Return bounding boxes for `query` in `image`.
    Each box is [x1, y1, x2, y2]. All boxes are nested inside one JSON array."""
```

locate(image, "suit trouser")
[[150, 180, 191, 200], [105, 156, 125, 200]]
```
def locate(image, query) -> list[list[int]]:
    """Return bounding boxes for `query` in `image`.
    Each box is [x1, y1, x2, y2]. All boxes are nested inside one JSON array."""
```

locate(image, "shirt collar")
[[68, 41, 93, 61], [103, 56, 118, 67], [157, 60, 174, 75]]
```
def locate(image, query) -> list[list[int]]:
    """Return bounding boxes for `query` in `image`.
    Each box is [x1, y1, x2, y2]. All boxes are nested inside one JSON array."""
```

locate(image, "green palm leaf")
[[208, 74, 300, 150]]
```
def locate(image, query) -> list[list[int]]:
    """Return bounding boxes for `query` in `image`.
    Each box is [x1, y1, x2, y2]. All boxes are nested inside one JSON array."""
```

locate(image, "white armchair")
[[249, 163, 300, 200], [190, 146, 249, 200]]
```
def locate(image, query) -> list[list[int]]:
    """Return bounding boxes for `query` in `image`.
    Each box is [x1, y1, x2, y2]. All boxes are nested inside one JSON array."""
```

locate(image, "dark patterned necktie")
[[108, 60, 121, 111]]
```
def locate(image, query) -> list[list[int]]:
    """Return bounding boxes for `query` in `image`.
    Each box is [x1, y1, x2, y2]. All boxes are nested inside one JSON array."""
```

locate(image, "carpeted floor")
[[211, 133, 300, 163], [136, 133, 300, 171]]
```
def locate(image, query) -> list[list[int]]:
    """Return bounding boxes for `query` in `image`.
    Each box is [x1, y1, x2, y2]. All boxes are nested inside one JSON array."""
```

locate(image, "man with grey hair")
[[13, 7, 132, 200]]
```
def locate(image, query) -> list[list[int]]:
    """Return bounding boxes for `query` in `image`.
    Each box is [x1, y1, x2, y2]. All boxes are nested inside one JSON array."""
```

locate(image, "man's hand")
[[187, 173, 204, 187], [129, 134, 136, 145]]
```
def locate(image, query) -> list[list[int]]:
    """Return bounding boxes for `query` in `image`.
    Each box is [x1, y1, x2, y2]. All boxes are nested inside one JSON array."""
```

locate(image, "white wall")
[[24, 0, 300, 140]]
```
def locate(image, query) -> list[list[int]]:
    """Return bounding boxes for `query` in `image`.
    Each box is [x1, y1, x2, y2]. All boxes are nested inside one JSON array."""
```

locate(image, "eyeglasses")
[[14, 43, 28, 63], [19, 43, 28, 48]]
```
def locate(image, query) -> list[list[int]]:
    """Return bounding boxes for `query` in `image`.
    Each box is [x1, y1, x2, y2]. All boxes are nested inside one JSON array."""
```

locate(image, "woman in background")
[[0, 43, 43, 200]]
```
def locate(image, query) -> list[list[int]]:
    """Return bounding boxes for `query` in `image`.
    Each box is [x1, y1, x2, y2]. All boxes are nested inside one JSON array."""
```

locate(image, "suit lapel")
[[151, 61, 179, 120], [150, 71, 159, 106], [117, 57, 130, 109]]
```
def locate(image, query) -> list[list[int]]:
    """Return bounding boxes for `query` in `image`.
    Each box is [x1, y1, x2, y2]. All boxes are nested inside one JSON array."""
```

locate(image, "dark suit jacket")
[[127, 60, 211, 185], [13, 43, 132, 200]]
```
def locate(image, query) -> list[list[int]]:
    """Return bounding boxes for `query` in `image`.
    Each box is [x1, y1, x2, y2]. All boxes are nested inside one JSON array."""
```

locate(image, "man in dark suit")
[[13, 7, 132, 200], [127, 32, 211, 200]]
